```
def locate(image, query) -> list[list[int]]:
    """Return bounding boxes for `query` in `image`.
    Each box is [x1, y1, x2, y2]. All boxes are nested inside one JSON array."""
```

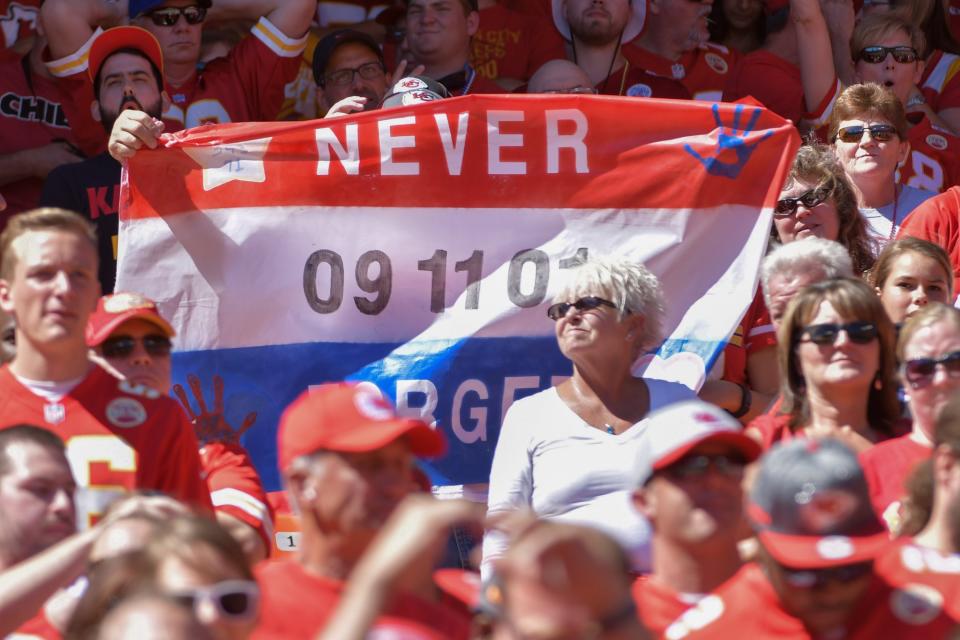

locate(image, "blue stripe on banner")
[[173, 336, 723, 490]]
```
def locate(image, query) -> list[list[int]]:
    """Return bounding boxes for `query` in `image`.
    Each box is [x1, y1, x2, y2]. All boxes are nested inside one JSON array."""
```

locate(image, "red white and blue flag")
[[117, 95, 800, 489]]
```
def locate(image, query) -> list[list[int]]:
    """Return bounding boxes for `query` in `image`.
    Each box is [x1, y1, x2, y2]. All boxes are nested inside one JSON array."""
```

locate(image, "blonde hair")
[[0, 208, 97, 279]]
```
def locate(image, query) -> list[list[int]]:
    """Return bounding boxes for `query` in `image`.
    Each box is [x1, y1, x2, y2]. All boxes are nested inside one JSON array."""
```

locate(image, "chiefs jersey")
[[202, 441, 273, 551], [0, 0, 40, 50], [621, 42, 738, 102], [899, 117, 960, 194], [0, 364, 212, 524], [875, 539, 960, 621], [920, 49, 960, 114], [632, 576, 702, 637], [45, 17, 307, 157]]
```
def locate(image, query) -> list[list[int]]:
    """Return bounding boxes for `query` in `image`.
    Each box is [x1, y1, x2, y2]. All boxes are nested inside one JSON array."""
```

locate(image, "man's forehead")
[[328, 42, 381, 69], [101, 52, 155, 76], [2, 441, 71, 477]]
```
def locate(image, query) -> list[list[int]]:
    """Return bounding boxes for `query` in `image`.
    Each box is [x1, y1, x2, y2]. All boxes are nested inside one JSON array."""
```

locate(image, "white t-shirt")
[[482, 379, 694, 576], [860, 185, 936, 249]]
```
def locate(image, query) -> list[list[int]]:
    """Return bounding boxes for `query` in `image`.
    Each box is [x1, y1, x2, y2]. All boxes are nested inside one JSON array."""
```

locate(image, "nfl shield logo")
[[43, 403, 65, 425]]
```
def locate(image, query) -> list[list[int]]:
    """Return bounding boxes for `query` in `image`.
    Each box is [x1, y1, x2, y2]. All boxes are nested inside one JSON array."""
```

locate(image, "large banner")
[[117, 95, 799, 490]]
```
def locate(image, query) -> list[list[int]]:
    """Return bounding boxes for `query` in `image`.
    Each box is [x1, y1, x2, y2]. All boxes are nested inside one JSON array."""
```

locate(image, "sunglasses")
[[546, 296, 617, 320], [774, 187, 830, 217], [170, 580, 259, 621], [101, 335, 173, 359], [146, 5, 207, 26], [799, 322, 878, 346], [835, 124, 898, 144], [902, 351, 960, 388], [324, 61, 385, 87], [857, 45, 919, 65], [664, 454, 747, 480], [780, 561, 873, 589]]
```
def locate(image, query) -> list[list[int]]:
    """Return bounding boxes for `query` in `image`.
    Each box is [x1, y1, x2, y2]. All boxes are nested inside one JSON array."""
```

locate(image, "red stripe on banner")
[[121, 95, 800, 220]]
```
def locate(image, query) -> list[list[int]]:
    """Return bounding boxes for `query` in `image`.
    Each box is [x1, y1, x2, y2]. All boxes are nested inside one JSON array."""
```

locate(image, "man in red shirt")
[[899, 186, 960, 286], [630, 400, 761, 636], [40, 0, 315, 156], [253, 382, 470, 639], [553, 0, 690, 97], [0, 208, 211, 523], [665, 439, 955, 638], [472, 0, 564, 90]]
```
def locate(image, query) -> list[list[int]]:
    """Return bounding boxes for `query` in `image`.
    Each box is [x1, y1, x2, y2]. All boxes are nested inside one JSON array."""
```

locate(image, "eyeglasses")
[[774, 187, 831, 217], [799, 322, 878, 346], [323, 61, 385, 87], [780, 561, 873, 589], [546, 296, 618, 320], [664, 454, 747, 480], [541, 86, 598, 95], [902, 351, 960, 388], [170, 580, 259, 621], [101, 335, 173, 359], [834, 124, 898, 144], [146, 5, 207, 26], [857, 45, 919, 65]]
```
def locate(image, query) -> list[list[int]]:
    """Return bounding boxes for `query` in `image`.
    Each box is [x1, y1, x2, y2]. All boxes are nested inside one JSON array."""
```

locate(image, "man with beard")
[[40, 26, 166, 294], [553, 0, 690, 98]]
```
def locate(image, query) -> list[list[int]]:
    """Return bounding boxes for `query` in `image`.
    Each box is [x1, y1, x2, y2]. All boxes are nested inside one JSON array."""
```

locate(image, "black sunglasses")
[[781, 561, 873, 589], [546, 296, 617, 320], [775, 187, 830, 217], [664, 454, 747, 480], [835, 124, 898, 144], [799, 322, 878, 346], [101, 335, 173, 359], [146, 5, 207, 26], [902, 350, 960, 388], [857, 45, 919, 65]]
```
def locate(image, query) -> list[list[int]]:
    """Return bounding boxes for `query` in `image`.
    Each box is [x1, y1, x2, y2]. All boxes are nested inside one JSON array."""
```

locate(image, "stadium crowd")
[[1, 0, 960, 637]]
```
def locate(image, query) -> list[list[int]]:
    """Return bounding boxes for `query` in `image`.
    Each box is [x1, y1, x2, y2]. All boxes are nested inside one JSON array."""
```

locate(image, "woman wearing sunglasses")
[[871, 236, 954, 325], [849, 14, 960, 194], [774, 144, 877, 276], [482, 257, 694, 575], [829, 83, 935, 247], [860, 303, 960, 532], [746, 278, 901, 452]]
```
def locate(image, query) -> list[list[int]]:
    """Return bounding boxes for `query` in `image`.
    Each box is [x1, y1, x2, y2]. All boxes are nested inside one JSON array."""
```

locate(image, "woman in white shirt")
[[482, 257, 693, 574]]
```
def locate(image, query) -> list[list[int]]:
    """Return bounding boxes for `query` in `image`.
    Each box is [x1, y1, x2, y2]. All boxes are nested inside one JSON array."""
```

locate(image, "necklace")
[[887, 183, 900, 242], [604, 423, 615, 434]]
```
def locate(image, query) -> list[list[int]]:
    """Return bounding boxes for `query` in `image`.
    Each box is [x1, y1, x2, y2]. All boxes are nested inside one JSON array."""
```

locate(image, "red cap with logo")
[[277, 382, 446, 471], [87, 26, 164, 83], [86, 292, 175, 347]]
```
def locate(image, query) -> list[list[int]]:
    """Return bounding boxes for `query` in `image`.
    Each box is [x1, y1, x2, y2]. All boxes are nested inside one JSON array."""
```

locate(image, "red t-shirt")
[[0, 53, 77, 220], [663, 562, 956, 639], [875, 538, 960, 621], [897, 186, 960, 285], [722, 289, 776, 386], [620, 42, 738, 102], [0, 364, 212, 522], [472, 3, 564, 84], [722, 49, 839, 135], [920, 49, 960, 114], [0, 0, 40, 50], [253, 560, 470, 640], [46, 17, 307, 157], [202, 441, 273, 552], [632, 576, 701, 637], [899, 117, 960, 195], [859, 435, 930, 532]]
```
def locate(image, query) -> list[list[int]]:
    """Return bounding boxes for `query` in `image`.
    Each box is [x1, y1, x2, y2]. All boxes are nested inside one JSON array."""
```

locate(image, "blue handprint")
[[684, 103, 774, 179]]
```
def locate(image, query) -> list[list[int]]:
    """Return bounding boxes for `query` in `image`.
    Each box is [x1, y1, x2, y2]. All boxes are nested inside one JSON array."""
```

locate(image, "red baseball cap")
[[86, 292, 175, 347], [277, 383, 446, 471], [87, 26, 164, 83]]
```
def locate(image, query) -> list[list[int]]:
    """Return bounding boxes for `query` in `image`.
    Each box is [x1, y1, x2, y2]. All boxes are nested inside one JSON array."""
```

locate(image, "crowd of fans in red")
[[2, 0, 960, 637]]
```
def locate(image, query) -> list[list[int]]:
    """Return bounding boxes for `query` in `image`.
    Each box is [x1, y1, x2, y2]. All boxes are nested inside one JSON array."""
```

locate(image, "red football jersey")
[[875, 539, 960, 621], [0, 53, 77, 219], [897, 186, 960, 285], [620, 42, 738, 102], [721, 289, 776, 386], [0, 0, 40, 50], [202, 441, 273, 551], [632, 575, 700, 637], [472, 3, 564, 84], [859, 435, 930, 532], [0, 364, 212, 523], [45, 17, 307, 157], [252, 560, 471, 640], [920, 50, 960, 114], [899, 117, 960, 195]]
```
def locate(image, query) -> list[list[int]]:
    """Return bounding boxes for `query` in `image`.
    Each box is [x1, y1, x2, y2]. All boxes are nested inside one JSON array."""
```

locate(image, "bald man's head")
[[528, 60, 595, 94]]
